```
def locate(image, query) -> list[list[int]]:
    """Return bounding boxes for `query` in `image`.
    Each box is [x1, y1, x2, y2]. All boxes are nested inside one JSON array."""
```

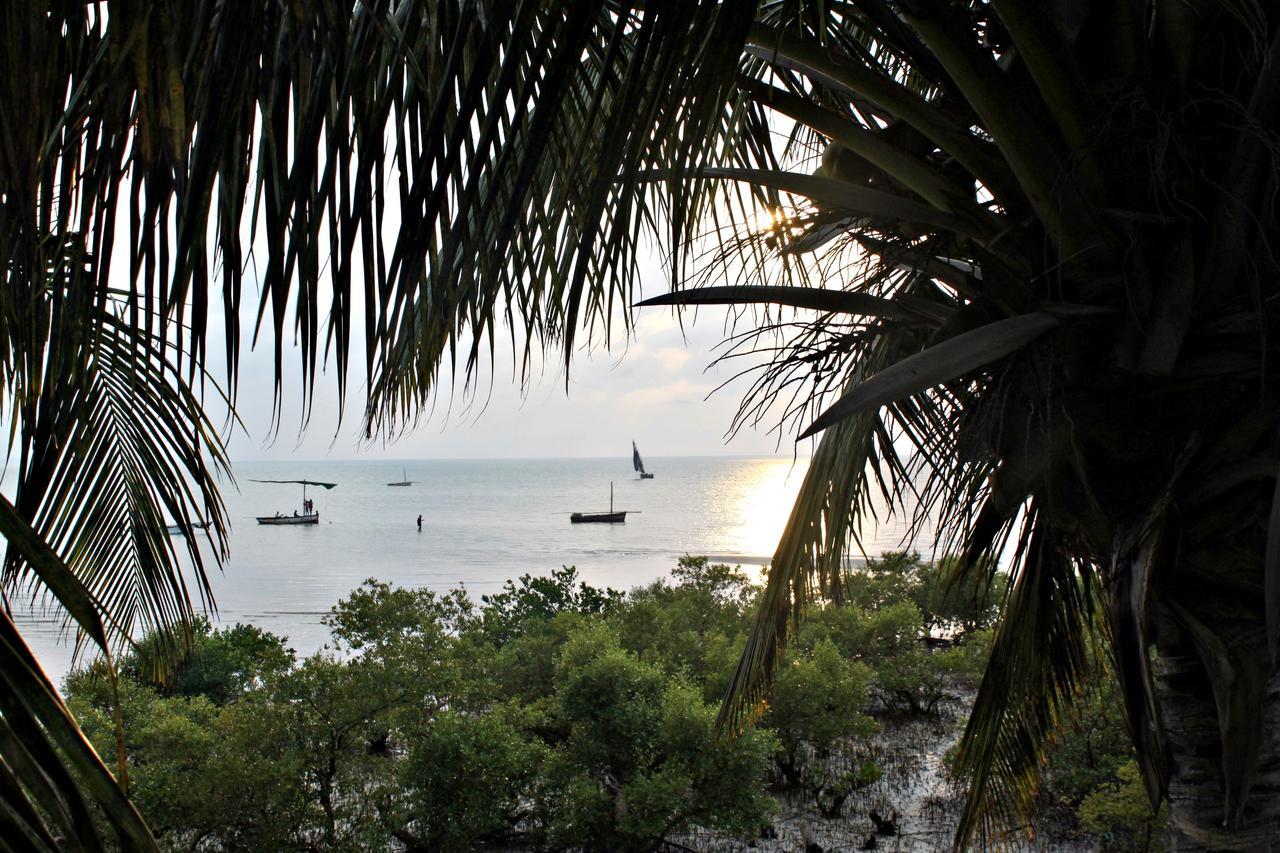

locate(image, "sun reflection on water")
[[721, 456, 810, 560], [712, 456, 930, 571]]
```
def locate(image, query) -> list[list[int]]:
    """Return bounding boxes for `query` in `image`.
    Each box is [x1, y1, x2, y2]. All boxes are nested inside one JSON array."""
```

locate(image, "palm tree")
[[2, 1, 757, 846], [696, 5, 1280, 850], [3, 1, 1278, 850]]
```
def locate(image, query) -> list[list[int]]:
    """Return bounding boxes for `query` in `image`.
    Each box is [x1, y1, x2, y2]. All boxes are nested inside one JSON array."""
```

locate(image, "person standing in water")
[[417, 514, 423, 531]]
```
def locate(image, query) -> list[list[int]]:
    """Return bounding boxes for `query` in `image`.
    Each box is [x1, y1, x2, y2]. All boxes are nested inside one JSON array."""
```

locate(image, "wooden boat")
[[258, 512, 319, 526], [166, 520, 211, 536], [252, 478, 336, 525], [570, 509, 626, 523], [633, 441, 654, 479], [571, 482, 627, 523], [387, 467, 413, 487]]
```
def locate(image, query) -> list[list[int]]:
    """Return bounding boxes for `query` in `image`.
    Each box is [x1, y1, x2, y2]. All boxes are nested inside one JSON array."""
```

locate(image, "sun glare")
[[751, 205, 792, 235], [725, 457, 809, 559]]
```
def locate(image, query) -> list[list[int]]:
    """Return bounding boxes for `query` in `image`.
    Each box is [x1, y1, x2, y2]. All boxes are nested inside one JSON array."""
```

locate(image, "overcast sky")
[[221, 253, 812, 462]]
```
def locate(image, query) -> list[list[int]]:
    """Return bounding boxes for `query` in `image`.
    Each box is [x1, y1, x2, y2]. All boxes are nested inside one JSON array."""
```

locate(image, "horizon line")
[[226, 450, 815, 464]]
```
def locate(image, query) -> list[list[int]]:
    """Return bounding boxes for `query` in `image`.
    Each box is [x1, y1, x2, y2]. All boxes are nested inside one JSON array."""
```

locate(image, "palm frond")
[[636, 283, 948, 325], [952, 511, 1100, 847], [798, 311, 1059, 439], [0, 505, 152, 850], [0, 607, 153, 851], [4, 293, 231, 667], [363, 0, 767, 432], [719, 309, 927, 732], [744, 21, 1020, 208]]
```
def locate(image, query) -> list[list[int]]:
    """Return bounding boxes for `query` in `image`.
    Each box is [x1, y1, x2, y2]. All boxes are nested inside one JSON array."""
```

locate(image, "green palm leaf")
[[798, 312, 1059, 439], [5, 293, 231, 666], [636, 284, 949, 325], [952, 515, 1100, 847]]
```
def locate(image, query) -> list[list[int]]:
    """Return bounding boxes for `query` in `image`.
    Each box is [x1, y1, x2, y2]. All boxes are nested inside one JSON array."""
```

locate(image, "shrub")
[[1078, 761, 1168, 852]]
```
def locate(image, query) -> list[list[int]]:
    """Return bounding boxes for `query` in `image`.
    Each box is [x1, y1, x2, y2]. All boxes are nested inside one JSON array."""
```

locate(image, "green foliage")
[[400, 706, 547, 850], [937, 628, 996, 686], [807, 585, 978, 715], [479, 566, 623, 646], [490, 611, 592, 703], [555, 622, 667, 775], [1036, 660, 1172, 846], [767, 638, 877, 780], [324, 579, 472, 652], [669, 554, 760, 608], [614, 556, 757, 701], [544, 623, 775, 850], [270, 655, 409, 848], [62, 556, 1008, 850], [67, 562, 787, 851], [1044, 671, 1136, 804], [764, 636, 879, 816], [844, 551, 925, 611], [812, 598, 922, 667], [916, 555, 1004, 639], [842, 552, 1005, 643], [118, 616, 295, 705], [812, 759, 883, 819], [1078, 761, 1168, 852], [69, 680, 311, 850], [323, 579, 477, 713]]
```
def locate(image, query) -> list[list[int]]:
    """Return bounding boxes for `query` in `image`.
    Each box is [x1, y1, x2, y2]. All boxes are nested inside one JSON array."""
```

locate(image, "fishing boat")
[[387, 467, 413, 487], [633, 441, 654, 479], [166, 520, 211, 536], [251, 479, 336, 525], [571, 482, 627, 524]]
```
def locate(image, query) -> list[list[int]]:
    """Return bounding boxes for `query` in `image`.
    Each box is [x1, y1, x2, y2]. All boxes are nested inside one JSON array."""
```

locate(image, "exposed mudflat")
[[674, 695, 1096, 852]]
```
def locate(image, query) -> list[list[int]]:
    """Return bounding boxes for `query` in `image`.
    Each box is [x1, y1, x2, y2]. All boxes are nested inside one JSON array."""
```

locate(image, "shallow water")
[[15, 455, 934, 681]]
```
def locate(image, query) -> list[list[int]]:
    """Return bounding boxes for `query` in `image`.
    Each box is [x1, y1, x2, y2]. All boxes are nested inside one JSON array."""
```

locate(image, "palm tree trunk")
[[1153, 610, 1280, 850]]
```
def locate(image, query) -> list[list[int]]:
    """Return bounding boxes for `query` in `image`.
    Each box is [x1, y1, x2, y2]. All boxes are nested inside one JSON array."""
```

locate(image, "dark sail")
[[632, 441, 645, 475], [250, 479, 338, 489]]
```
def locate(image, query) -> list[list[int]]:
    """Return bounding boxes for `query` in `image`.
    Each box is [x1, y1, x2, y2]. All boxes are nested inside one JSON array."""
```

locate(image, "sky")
[[76, 95, 821, 464], [221, 253, 812, 462]]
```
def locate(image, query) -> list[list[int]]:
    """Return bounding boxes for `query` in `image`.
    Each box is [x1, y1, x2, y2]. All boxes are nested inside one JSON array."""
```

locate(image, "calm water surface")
[[18, 456, 927, 681]]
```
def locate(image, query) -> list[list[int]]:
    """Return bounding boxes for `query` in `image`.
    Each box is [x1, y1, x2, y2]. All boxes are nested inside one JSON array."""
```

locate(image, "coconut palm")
[[693, 5, 1280, 850], [678, 4, 1280, 849], [4, 0, 1279, 850], [1, 1, 757, 847]]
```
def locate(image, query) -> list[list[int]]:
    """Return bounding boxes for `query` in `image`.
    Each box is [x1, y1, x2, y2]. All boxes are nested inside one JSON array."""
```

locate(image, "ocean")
[[16, 456, 927, 682]]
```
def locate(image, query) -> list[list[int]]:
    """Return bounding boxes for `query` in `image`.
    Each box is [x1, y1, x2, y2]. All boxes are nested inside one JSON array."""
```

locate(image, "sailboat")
[[166, 520, 211, 536], [571, 482, 627, 524], [251, 479, 337, 525], [387, 467, 413, 487], [633, 441, 655, 480]]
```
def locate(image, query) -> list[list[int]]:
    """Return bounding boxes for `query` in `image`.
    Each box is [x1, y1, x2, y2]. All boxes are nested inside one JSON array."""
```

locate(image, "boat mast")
[[610, 482, 614, 514]]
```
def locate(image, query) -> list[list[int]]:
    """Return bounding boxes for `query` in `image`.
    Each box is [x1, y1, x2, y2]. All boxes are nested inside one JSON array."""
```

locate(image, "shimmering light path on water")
[[18, 456, 929, 681]]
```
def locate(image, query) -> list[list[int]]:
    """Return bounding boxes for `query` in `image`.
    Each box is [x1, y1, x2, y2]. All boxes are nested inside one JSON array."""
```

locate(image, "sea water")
[[15, 456, 929, 681]]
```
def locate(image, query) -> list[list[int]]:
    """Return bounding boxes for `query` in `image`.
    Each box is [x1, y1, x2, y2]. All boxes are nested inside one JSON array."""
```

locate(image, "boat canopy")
[[249, 479, 338, 489]]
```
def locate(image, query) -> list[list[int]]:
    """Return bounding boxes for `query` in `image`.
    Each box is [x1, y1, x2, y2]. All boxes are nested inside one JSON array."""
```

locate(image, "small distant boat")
[[571, 482, 627, 524], [633, 441, 654, 480], [387, 467, 413, 487], [257, 513, 318, 526], [166, 520, 211, 536], [252, 479, 336, 525]]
